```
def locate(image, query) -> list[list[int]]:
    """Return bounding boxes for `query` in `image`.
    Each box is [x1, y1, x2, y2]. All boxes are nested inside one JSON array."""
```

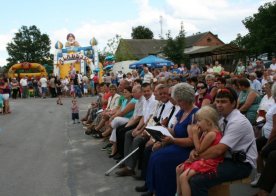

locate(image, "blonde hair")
[[196, 105, 219, 128]]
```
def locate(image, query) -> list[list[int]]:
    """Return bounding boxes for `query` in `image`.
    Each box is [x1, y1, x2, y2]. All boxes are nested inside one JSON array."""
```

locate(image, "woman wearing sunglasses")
[[195, 81, 212, 108]]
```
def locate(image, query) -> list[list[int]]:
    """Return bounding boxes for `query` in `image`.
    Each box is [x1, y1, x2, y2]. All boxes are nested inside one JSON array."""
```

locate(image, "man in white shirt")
[[20, 75, 28, 98], [249, 73, 262, 94], [142, 64, 153, 84], [270, 58, 276, 71], [115, 85, 144, 160], [189, 87, 257, 196], [116, 83, 158, 176], [39, 75, 48, 98], [153, 85, 174, 125]]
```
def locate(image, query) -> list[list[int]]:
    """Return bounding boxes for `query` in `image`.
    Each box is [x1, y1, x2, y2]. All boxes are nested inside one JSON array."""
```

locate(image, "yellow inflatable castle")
[[54, 33, 99, 79]]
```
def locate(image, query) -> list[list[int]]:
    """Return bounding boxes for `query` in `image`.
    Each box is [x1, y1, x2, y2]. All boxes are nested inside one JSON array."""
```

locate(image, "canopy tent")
[[129, 55, 174, 69], [105, 55, 115, 61], [93, 68, 100, 72], [103, 64, 113, 70]]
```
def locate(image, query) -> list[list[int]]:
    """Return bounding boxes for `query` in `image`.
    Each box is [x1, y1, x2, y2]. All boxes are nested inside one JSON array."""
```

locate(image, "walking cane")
[[105, 147, 139, 176]]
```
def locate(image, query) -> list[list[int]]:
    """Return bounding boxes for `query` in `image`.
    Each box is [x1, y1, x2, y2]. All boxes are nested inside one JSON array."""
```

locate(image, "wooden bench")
[[208, 178, 251, 196]]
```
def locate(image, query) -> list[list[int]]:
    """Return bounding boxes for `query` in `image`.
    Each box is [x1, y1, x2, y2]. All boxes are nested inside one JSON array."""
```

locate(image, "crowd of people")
[[1, 57, 276, 195], [75, 58, 276, 196], [0, 69, 97, 113]]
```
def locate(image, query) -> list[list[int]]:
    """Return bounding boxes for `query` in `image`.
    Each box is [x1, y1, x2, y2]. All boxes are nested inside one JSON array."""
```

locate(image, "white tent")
[[112, 60, 136, 74]]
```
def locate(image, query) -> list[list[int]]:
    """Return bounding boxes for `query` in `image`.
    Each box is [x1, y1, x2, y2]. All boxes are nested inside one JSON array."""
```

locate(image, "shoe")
[[115, 167, 135, 177], [135, 184, 148, 192], [113, 154, 123, 160], [251, 173, 261, 187], [133, 175, 144, 181], [109, 152, 118, 158], [85, 129, 93, 135], [141, 191, 153, 196], [101, 143, 113, 151], [94, 133, 103, 138]]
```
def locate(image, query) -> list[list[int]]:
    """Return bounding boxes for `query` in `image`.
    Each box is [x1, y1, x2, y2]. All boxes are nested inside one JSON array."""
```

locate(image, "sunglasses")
[[197, 86, 206, 90]]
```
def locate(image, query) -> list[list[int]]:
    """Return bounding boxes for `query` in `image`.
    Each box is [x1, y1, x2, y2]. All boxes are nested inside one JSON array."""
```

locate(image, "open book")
[[96, 109, 103, 114], [145, 126, 173, 142]]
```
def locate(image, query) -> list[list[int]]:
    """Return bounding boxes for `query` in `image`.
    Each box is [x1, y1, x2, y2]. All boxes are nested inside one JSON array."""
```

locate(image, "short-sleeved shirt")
[[219, 109, 257, 168], [143, 72, 153, 83], [142, 95, 158, 123], [121, 98, 137, 119], [258, 95, 275, 113], [263, 104, 276, 139], [270, 63, 276, 71], [133, 96, 145, 118], [118, 95, 125, 107], [39, 78, 48, 88]]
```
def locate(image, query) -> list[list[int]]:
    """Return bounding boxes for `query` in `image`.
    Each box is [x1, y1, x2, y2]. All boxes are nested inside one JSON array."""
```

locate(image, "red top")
[[183, 131, 223, 174], [102, 92, 112, 110], [93, 75, 99, 84]]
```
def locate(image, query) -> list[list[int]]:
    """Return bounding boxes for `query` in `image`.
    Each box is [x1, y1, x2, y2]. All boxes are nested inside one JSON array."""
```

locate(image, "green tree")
[[103, 34, 121, 56], [163, 23, 188, 64], [131, 26, 154, 39], [6, 25, 53, 69], [237, 1, 276, 57]]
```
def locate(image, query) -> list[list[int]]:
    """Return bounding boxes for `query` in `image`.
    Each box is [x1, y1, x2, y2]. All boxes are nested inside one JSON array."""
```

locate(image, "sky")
[[0, 0, 272, 67]]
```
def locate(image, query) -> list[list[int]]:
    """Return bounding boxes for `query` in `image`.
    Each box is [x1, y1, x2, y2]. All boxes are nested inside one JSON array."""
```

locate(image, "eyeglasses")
[[197, 86, 206, 90]]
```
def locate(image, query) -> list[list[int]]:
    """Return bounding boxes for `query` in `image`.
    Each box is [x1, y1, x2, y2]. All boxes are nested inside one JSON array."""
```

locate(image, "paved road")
[[0, 97, 275, 196]]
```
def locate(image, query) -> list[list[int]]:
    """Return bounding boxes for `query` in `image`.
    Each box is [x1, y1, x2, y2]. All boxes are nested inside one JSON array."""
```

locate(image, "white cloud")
[[0, 0, 273, 67]]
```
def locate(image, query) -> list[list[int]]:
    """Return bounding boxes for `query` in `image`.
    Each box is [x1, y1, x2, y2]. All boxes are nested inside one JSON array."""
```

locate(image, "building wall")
[[195, 33, 224, 46]]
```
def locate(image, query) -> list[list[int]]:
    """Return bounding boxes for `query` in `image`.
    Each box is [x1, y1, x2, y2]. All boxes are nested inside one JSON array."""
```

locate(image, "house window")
[[207, 37, 212, 42]]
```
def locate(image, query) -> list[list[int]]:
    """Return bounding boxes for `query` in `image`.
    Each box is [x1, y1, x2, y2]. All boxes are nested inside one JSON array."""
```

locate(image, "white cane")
[[105, 147, 139, 176]]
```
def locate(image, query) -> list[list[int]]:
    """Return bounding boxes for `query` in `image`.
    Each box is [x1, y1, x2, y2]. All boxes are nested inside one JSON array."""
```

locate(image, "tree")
[[232, 1, 276, 57], [163, 22, 188, 65], [6, 25, 53, 69], [99, 34, 122, 63], [131, 26, 154, 39]]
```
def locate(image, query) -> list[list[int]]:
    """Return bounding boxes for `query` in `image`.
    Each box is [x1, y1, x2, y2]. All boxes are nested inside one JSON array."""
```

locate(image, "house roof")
[[186, 44, 243, 56], [116, 32, 225, 59], [117, 39, 167, 59], [185, 32, 210, 47]]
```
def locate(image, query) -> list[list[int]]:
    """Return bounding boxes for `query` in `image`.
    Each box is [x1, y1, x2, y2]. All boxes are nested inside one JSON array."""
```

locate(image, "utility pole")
[[159, 15, 163, 38]]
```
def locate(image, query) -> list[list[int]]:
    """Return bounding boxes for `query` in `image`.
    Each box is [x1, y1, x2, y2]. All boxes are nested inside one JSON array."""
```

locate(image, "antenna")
[[159, 15, 163, 38]]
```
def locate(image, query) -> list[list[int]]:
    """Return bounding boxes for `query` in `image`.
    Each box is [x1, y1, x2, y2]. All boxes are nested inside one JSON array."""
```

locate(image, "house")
[[116, 32, 224, 59], [115, 32, 242, 70]]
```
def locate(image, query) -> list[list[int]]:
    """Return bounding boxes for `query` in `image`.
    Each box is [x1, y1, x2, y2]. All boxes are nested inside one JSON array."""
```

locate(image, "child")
[[83, 82, 88, 96], [71, 99, 80, 124], [176, 106, 223, 196]]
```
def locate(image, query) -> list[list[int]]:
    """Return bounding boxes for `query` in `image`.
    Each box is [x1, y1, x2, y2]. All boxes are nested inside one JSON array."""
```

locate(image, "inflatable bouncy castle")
[[54, 33, 99, 79], [8, 62, 48, 79]]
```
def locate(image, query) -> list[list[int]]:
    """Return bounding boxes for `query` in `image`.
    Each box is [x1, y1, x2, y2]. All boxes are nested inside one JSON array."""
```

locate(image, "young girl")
[[176, 105, 223, 196], [71, 99, 80, 124]]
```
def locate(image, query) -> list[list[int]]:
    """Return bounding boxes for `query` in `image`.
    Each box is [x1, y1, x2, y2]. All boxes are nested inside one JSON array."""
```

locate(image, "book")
[[145, 126, 173, 142], [96, 109, 103, 114]]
